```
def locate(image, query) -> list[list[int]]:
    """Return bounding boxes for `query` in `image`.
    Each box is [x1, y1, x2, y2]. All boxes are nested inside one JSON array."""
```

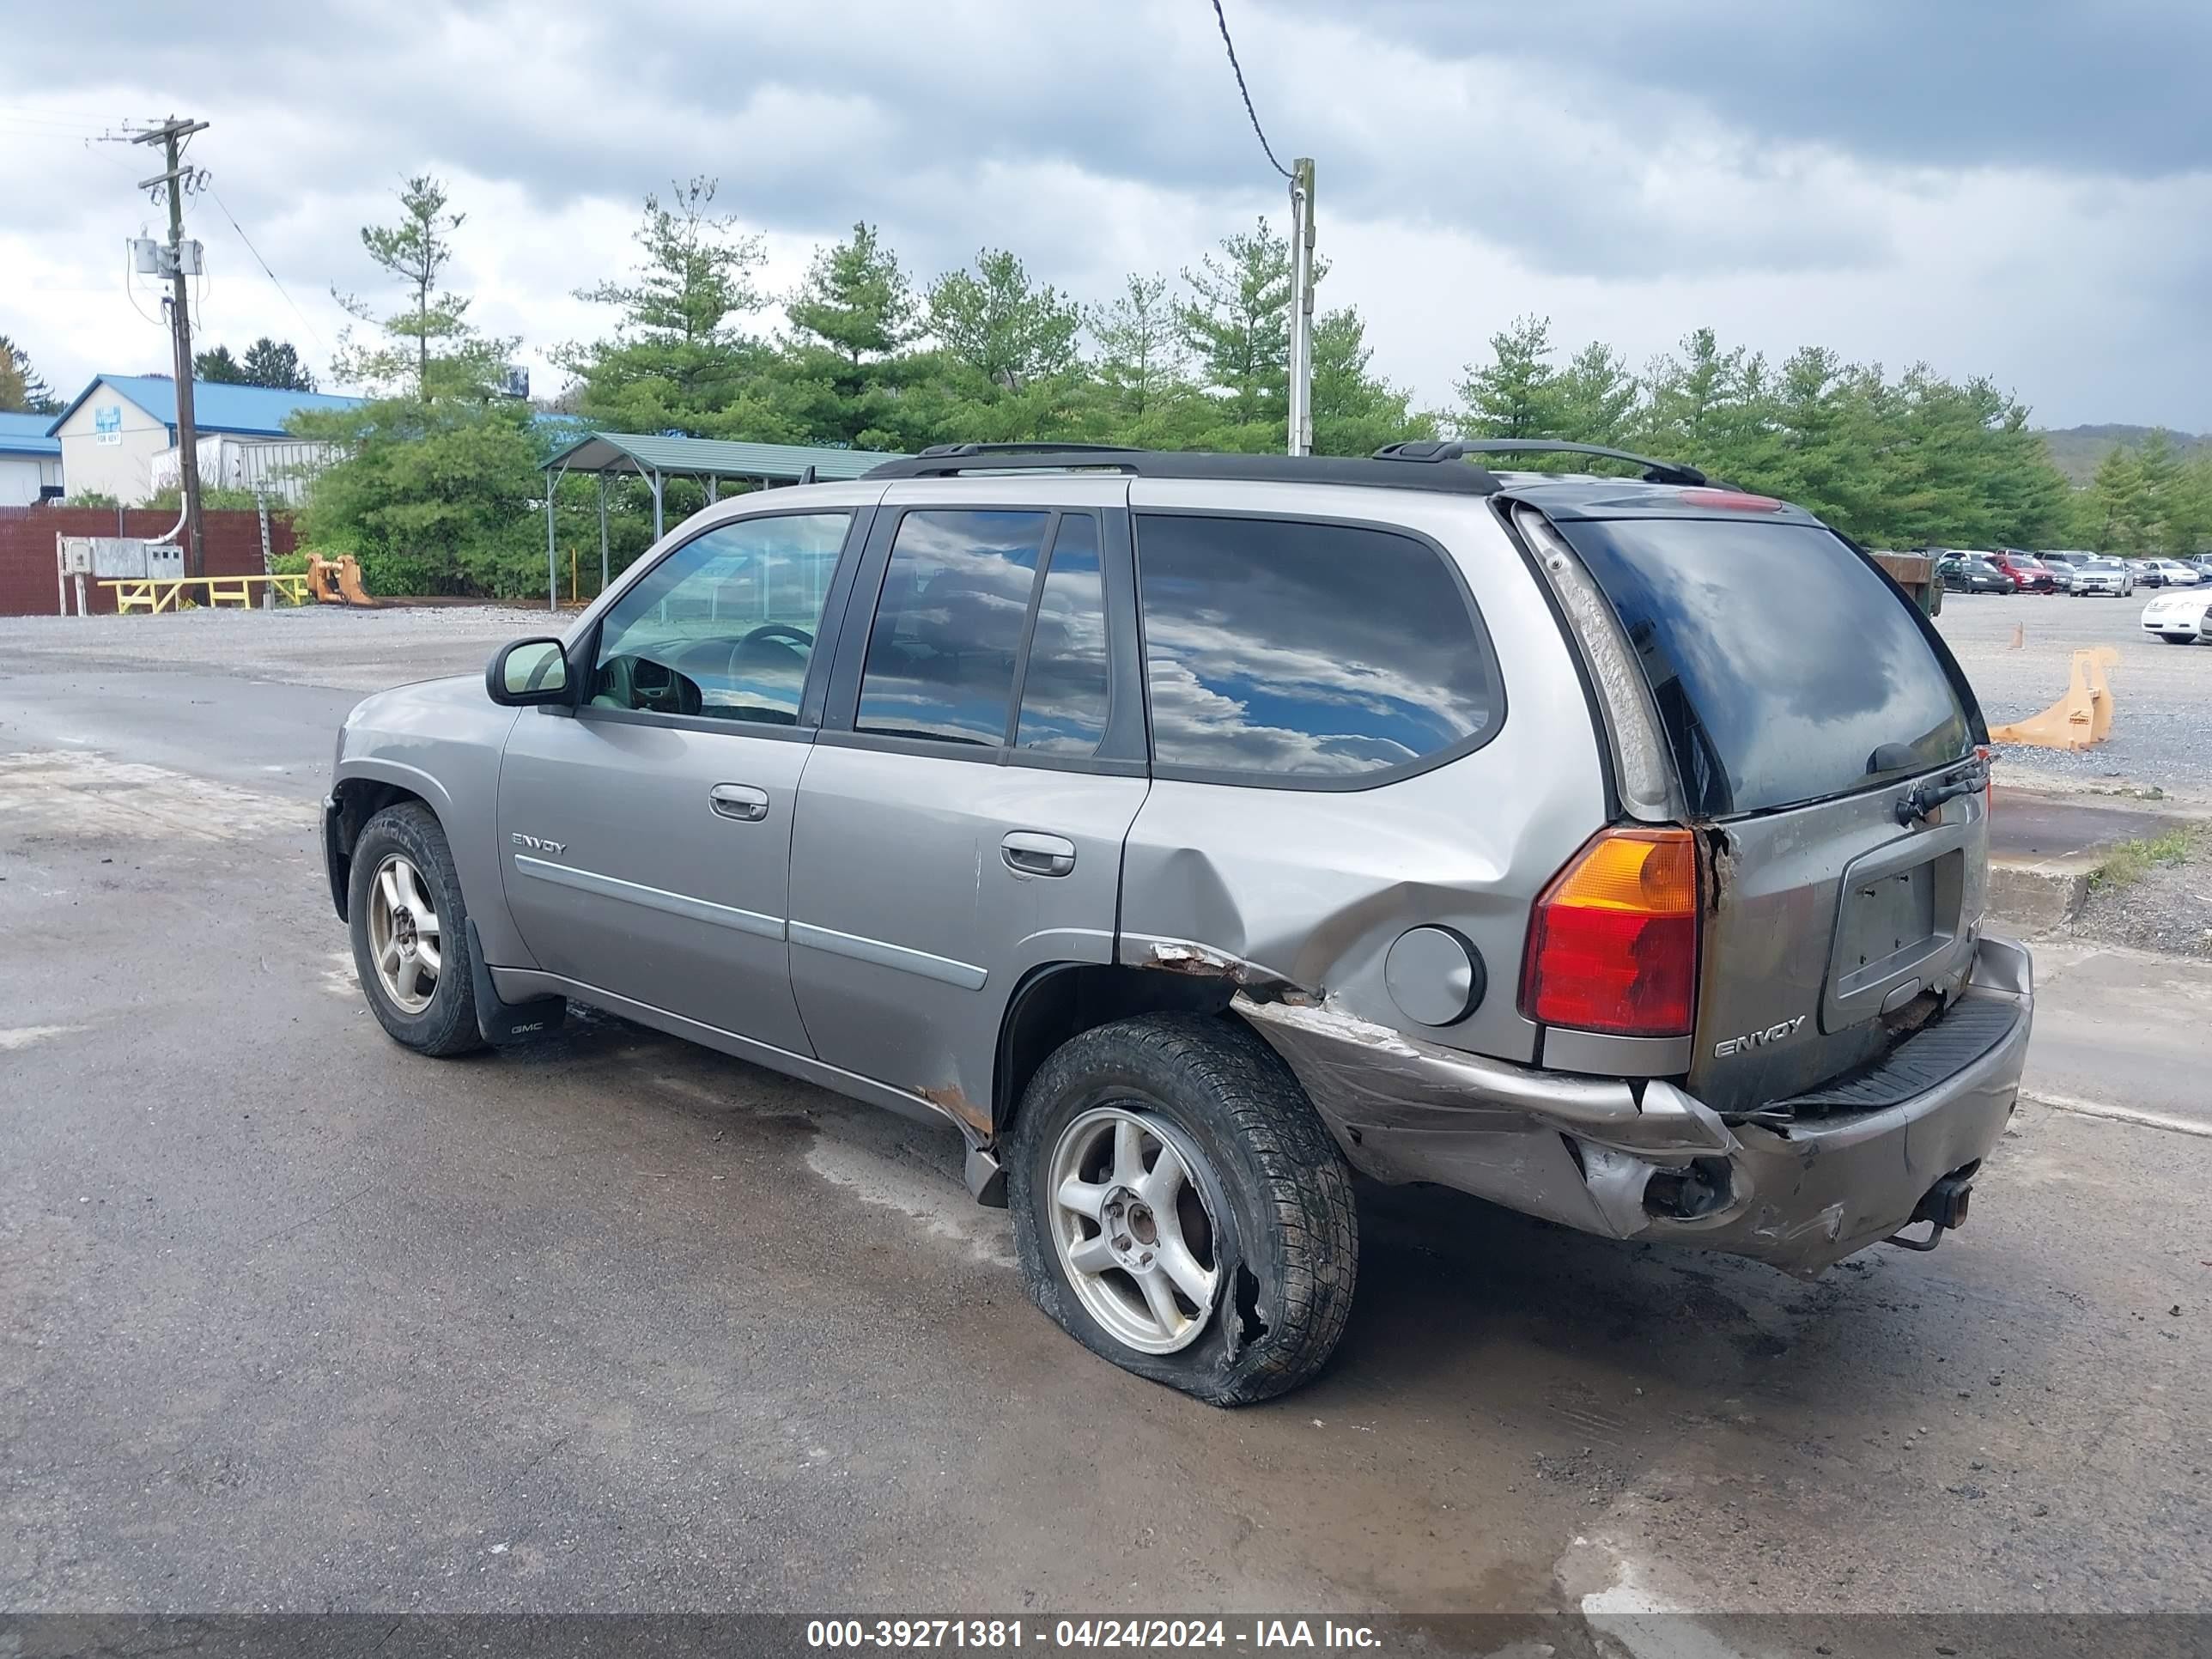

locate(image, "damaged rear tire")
[[1008, 1013, 1358, 1406]]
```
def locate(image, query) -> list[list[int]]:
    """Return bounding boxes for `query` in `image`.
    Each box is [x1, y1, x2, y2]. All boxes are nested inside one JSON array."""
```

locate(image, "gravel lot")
[[1932, 589, 2212, 805], [0, 603, 552, 692]]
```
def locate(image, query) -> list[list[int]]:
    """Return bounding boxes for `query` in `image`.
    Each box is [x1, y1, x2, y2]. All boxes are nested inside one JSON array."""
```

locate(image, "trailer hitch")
[[1884, 1168, 1976, 1252]]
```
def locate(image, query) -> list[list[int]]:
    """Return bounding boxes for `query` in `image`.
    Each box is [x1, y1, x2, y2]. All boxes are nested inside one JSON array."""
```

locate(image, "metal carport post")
[[544, 461, 567, 613]]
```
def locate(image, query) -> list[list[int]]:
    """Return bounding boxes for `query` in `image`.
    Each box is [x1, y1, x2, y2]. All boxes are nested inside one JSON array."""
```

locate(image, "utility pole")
[[134, 116, 210, 577], [1285, 156, 1316, 457]]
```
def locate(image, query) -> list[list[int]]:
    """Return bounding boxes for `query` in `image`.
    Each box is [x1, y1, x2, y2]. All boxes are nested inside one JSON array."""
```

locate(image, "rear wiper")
[[1890, 755, 1987, 826]]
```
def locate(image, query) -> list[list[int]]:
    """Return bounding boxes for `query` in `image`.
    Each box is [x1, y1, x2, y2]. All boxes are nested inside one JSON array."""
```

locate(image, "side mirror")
[[486, 637, 573, 706]]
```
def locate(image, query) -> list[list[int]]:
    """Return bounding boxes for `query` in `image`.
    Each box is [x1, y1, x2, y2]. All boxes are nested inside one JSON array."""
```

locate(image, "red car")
[[1991, 550, 2057, 592]]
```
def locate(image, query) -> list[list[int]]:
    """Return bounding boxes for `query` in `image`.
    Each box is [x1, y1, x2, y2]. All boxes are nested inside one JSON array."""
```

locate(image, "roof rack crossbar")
[[1373, 438, 1710, 488]]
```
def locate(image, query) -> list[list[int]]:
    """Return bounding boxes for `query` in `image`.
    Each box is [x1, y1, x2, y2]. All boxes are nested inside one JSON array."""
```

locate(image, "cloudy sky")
[[3, 0, 2207, 430]]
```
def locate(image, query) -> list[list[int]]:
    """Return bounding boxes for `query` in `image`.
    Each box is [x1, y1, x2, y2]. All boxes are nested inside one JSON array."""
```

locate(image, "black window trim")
[[817, 501, 1146, 775], [1129, 506, 1508, 794], [568, 503, 873, 740]]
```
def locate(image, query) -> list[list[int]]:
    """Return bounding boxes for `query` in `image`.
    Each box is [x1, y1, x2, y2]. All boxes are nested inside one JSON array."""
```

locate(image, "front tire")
[[348, 802, 484, 1056], [1007, 1013, 1358, 1407]]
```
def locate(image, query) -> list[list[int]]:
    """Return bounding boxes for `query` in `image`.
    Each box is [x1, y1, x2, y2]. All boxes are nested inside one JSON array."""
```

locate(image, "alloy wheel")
[[367, 852, 442, 1014], [1046, 1105, 1222, 1355]]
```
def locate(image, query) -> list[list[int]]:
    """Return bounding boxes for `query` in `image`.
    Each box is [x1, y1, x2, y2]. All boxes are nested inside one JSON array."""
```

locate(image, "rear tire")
[[348, 803, 485, 1057], [1007, 1013, 1358, 1407]]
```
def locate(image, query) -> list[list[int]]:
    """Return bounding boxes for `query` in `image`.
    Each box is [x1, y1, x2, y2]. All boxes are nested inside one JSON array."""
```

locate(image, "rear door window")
[[1014, 514, 1111, 756], [854, 509, 1049, 746], [1555, 516, 1978, 817], [1133, 514, 1501, 783]]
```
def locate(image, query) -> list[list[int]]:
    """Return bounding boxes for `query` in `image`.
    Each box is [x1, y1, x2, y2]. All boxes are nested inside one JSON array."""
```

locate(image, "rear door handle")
[[1001, 831, 1076, 878], [708, 782, 770, 823]]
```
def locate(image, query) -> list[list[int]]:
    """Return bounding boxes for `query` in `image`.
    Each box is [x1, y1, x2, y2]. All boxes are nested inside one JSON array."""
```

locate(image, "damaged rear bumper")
[[1237, 933, 2033, 1277]]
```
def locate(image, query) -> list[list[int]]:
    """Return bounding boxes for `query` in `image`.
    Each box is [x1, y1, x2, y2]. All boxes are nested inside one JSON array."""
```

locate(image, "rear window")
[[1134, 513, 1501, 783], [1557, 517, 1978, 817]]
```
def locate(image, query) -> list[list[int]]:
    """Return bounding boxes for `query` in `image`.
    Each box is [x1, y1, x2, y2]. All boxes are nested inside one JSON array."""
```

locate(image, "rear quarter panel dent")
[[1117, 489, 1608, 1066]]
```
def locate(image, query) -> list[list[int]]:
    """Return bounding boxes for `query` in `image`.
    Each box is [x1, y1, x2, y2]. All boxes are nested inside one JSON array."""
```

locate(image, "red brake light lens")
[[1677, 489, 1783, 512], [1520, 829, 1699, 1038]]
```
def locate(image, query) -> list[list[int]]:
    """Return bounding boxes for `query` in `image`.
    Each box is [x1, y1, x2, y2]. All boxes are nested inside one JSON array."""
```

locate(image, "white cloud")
[[1, 1, 2204, 429]]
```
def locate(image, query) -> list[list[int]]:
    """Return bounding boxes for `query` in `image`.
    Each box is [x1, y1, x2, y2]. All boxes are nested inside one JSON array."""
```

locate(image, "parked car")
[[1990, 550, 2057, 592], [2183, 557, 2212, 583], [2142, 588, 2212, 644], [323, 440, 2032, 1405], [2069, 558, 2136, 598], [2130, 559, 2169, 587], [2143, 559, 2203, 586], [1939, 554, 2017, 593], [2034, 551, 2081, 586]]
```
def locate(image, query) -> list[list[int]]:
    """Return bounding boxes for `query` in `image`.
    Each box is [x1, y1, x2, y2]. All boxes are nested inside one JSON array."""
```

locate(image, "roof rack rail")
[[864, 446, 1504, 495], [1373, 438, 1710, 488], [914, 441, 1137, 459]]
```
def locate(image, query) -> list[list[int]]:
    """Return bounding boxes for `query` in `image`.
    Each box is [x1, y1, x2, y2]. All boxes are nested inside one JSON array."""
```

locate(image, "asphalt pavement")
[[2, 609, 2208, 1649]]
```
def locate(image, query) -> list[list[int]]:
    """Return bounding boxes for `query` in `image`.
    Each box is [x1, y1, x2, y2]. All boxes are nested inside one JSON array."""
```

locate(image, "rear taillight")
[[1521, 828, 1699, 1037]]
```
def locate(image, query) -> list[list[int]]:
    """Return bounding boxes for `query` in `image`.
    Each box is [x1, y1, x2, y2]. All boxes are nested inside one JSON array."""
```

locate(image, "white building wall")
[[0, 453, 64, 507], [53, 392, 170, 504]]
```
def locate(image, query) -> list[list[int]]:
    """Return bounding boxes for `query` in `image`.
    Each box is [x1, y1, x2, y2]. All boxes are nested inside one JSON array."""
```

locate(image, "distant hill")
[[2037, 423, 2212, 485]]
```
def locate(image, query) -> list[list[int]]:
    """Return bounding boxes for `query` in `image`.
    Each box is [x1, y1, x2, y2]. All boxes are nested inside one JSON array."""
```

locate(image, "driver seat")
[[590, 653, 635, 709]]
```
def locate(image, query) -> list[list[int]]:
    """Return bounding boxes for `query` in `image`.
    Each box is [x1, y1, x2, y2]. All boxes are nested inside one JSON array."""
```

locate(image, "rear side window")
[[1134, 514, 1500, 782], [1557, 517, 1978, 817]]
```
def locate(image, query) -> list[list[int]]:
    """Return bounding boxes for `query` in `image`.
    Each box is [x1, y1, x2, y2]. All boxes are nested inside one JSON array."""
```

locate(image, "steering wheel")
[[738, 623, 813, 650]]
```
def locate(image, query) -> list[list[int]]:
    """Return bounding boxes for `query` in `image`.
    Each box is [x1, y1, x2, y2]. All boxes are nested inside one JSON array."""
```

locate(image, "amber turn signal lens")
[[1541, 830, 1698, 916]]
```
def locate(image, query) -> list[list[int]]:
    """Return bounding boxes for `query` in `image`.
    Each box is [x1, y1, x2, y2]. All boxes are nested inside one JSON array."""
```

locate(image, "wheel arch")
[[328, 772, 447, 921], [993, 962, 1236, 1139]]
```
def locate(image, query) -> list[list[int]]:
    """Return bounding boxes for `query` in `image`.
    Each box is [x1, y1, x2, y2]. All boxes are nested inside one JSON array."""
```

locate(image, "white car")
[[2070, 559, 2135, 597], [2145, 559, 2203, 586], [2141, 588, 2212, 643]]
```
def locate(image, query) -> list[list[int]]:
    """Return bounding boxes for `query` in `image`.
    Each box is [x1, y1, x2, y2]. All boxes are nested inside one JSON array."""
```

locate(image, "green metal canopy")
[[535, 429, 909, 612]]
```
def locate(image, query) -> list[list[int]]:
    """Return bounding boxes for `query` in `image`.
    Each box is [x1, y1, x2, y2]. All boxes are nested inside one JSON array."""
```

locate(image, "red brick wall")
[[0, 507, 298, 616]]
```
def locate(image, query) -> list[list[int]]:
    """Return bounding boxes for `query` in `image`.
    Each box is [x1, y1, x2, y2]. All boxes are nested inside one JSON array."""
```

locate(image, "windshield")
[[1557, 516, 1982, 817]]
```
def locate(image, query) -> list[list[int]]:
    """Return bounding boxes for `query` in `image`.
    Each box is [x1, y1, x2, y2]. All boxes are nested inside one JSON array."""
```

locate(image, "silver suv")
[[323, 440, 2033, 1405]]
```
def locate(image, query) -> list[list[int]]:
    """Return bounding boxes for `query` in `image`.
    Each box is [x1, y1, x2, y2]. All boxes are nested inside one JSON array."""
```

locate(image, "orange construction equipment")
[[1988, 647, 2118, 750], [307, 554, 378, 607]]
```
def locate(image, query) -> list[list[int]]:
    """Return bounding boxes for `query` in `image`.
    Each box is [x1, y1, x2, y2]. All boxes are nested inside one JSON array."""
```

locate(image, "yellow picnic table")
[[101, 574, 311, 613]]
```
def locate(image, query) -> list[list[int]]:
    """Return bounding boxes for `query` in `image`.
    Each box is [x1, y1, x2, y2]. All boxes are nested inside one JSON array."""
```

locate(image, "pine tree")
[[785, 222, 917, 366], [193, 343, 247, 383], [1176, 217, 1320, 428], [1090, 275, 1186, 424], [1453, 315, 1564, 441], [241, 337, 317, 392], [1, 335, 63, 413], [333, 174, 503, 398], [926, 249, 1081, 393]]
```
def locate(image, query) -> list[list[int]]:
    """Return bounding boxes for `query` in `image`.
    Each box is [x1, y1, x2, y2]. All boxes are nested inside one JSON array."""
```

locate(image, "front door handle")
[[708, 782, 770, 823], [1001, 831, 1076, 878]]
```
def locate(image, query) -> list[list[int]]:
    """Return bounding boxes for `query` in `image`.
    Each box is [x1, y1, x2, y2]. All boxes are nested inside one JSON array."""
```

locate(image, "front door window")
[[592, 512, 850, 725]]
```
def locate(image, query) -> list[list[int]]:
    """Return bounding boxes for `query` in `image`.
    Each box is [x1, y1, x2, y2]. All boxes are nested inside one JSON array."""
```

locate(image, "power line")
[[205, 184, 331, 355], [1209, 0, 1292, 179]]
